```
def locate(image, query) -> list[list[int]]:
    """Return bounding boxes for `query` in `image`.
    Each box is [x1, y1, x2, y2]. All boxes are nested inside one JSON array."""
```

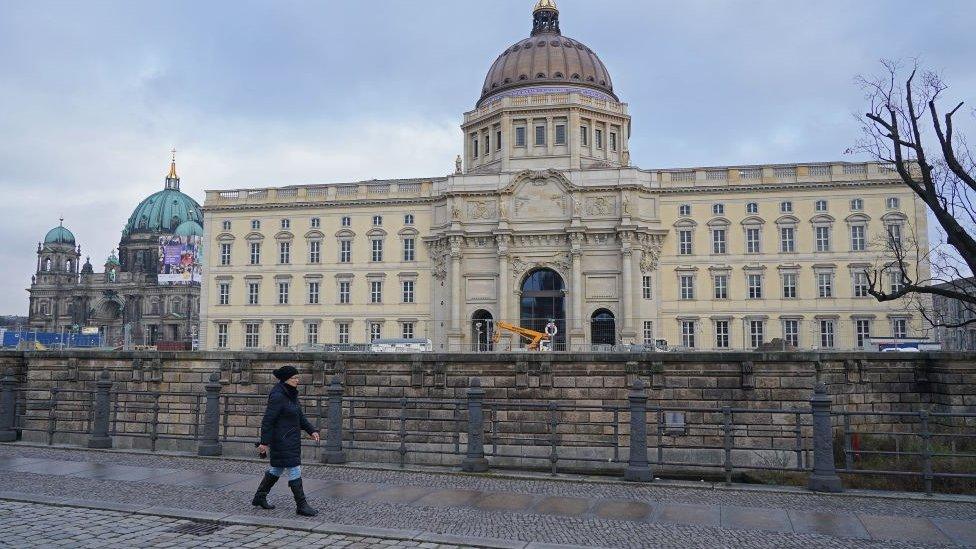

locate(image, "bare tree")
[[857, 60, 976, 329]]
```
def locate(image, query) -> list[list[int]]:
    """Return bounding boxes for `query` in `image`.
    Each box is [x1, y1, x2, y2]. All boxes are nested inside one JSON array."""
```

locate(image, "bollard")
[[197, 372, 223, 456], [322, 376, 347, 464], [0, 368, 18, 442], [624, 379, 652, 481], [88, 369, 113, 449], [461, 377, 489, 473], [808, 382, 843, 492]]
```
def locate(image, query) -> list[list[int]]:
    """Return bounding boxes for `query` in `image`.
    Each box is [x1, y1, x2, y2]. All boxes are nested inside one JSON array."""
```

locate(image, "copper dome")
[[478, 2, 616, 107]]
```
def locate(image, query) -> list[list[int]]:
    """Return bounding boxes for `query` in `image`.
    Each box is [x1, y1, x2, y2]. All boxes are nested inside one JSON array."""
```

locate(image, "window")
[[337, 323, 350, 344], [713, 204, 725, 215], [369, 322, 382, 342], [679, 204, 691, 216], [311, 217, 320, 228], [815, 200, 828, 212], [308, 281, 320, 304], [892, 318, 908, 339], [850, 198, 863, 211], [401, 322, 415, 339], [341, 216, 351, 227], [483, 133, 489, 155], [404, 214, 414, 225], [642, 276, 652, 299], [714, 275, 729, 299], [372, 215, 383, 226], [853, 272, 870, 297], [746, 228, 762, 253], [218, 283, 230, 305], [535, 123, 546, 146], [679, 275, 695, 300], [815, 226, 831, 252], [371, 239, 383, 262], [279, 241, 290, 264], [274, 323, 290, 347], [515, 126, 527, 147], [402, 280, 415, 303], [339, 281, 351, 304], [855, 319, 871, 348], [678, 230, 693, 255], [340, 240, 351, 263], [552, 124, 567, 145], [780, 201, 793, 213], [889, 271, 904, 294], [850, 225, 866, 251], [281, 219, 290, 229], [580, 126, 589, 146], [609, 132, 618, 151], [244, 323, 260, 348], [216, 323, 228, 349], [643, 321, 654, 346], [681, 321, 697, 348], [818, 273, 833, 298], [886, 224, 902, 248], [712, 229, 727, 254], [248, 282, 260, 305], [783, 320, 799, 348], [403, 238, 415, 261], [715, 320, 730, 349], [222, 220, 231, 231], [780, 227, 796, 253], [251, 220, 261, 230], [309, 240, 321, 263], [746, 202, 758, 214], [749, 320, 765, 348], [278, 281, 289, 304], [595, 129, 603, 149], [496, 130, 502, 151], [471, 135, 478, 158], [370, 281, 383, 303], [886, 197, 900, 209], [745, 274, 761, 299], [220, 243, 231, 266], [819, 320, 836, 348], [307, 323, 319, 345], [249, 242, 261, 265]]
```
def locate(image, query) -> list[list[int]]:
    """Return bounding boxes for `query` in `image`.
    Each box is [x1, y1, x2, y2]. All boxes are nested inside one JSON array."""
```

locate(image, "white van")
[[369, 338, 433, 353]]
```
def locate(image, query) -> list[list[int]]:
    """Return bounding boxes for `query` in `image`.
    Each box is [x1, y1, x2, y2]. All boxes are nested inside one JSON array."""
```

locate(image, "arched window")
[[591, 309, 616, 348], [471, 310, 494, 352], [520, 268, 566, 350], [171, 299, 182, 315], [65, 260, 72, 272], [44, 258, 52, 271]]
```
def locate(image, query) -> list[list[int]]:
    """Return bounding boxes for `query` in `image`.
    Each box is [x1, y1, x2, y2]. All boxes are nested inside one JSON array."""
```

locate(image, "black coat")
[[259, 382, 317, 468]]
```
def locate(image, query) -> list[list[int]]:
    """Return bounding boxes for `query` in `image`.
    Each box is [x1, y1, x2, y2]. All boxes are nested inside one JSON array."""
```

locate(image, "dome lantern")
[[165, 148, 180, 191], [532, 0, 559, 36]]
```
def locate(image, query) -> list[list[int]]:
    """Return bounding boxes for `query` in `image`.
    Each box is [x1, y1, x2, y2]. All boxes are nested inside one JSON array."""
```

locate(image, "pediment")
[[504, 170, 572, 219]]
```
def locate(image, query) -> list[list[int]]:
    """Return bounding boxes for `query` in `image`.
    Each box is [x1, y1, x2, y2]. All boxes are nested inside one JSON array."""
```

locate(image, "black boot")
[[251, 472, 279, 510], [288, 478, 318, 517]]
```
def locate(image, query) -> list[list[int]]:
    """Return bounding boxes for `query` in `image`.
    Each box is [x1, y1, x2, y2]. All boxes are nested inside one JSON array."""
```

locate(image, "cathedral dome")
[[123, 157, 203, 237], [44, 223, 75, 245], [478, 1, 616, 107]]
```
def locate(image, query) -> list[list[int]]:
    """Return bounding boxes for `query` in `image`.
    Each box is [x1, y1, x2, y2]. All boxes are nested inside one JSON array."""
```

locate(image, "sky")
[[0, 0, 974, 315]]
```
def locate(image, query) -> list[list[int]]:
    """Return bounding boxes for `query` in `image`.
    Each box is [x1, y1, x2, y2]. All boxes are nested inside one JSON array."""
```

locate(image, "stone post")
[[88, 369, 113, 449], [624, 379, 652, 481], [0, 368, 18, 442], [808, 382, 843, 492], [461, 377, 489, 472], [197, 372, 223, 456], [322, 376, 347, 464]]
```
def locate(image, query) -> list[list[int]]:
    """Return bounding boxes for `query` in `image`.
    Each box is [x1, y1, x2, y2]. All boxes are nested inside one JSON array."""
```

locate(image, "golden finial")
[[534, 0, 558, 12], [167, 148, 178, 179]]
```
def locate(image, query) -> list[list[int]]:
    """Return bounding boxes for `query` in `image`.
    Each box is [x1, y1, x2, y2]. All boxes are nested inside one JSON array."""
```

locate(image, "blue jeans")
[[267, 465, 302, 481]]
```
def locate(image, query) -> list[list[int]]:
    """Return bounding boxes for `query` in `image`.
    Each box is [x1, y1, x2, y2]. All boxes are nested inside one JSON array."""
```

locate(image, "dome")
[[44, 224, 75, 245], [123, 157, 203, 237], [174, 220, 204, 237], [478, 1, 616, 107]]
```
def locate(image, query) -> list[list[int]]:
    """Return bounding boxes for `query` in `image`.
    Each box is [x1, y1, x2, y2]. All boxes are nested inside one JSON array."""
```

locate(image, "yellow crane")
[[491, 321, 553, 351]]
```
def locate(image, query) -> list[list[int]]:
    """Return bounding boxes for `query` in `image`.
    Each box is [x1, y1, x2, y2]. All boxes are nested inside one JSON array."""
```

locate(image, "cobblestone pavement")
[[1, 444, 974, 548]]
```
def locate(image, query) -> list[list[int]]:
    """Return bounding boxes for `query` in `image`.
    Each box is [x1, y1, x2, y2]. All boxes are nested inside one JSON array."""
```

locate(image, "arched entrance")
[[520, 268, 566, 350], [591, 309, 616, 348], [471, 310, 494, 351]]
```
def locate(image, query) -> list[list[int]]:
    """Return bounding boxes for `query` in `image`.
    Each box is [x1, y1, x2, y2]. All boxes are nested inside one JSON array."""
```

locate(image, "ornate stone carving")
[[586, 196, 616, 216], [510, 253, 571, 280], [467, 200, 497, 220], [638, 234, 665, 273]]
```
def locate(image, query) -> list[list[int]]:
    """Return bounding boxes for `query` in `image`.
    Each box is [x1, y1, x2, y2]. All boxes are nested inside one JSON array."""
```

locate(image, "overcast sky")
[[0, 0, 973, 315]]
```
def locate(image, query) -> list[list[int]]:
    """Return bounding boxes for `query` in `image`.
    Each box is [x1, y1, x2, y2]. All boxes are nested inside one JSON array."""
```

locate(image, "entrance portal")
[[519, 268, 566, 351]]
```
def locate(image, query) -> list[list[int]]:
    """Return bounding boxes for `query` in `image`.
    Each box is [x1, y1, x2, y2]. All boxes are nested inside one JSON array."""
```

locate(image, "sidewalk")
[[1, 443, 974, 548]]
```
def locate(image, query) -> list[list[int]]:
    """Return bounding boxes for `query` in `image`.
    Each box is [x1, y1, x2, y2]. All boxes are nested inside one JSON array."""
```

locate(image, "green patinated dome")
[[174, 220, 204, 237], [44, 225, 75, 245], [123, 159, 203, 237]]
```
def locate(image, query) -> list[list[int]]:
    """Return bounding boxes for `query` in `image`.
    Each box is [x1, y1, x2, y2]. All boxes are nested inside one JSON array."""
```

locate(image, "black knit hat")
[[272, 365, 299, 382]]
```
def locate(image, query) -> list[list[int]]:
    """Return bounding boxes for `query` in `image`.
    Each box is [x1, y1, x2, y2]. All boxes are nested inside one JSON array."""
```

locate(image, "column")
[[571, 250, 584, 347], [620, 233, 635, 343], [448, 236, 463, 349], [569, 105, 581, 170], [498, 254, 509, 326]]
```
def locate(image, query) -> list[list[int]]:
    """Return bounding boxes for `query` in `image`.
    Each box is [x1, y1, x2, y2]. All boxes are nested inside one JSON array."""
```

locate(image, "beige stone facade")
[[199, 2, 928, 352]]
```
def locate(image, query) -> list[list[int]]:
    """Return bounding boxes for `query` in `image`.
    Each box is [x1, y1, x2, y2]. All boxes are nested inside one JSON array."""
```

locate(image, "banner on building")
[[158, 234, 202, 284]]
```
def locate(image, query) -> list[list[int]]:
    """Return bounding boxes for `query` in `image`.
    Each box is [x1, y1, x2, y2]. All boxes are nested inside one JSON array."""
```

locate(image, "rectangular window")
[[820, 320, 835, 349], [887, 197, 901, 209], [471, 135, 478, 159], [251, 220, 260, 230], [595, 129, 603, 149], [309, 241, 321, 263], [220, 243, 231, 266], [580, 126, 589, 146], [780, 227, 795, 253], [816, 200, 828, 212], [782, 273, 797, 299], [746, 228, 761, 253], [371, 239, 383, 262], [483, 133, 490, 155], [247, 282, 260, 305], [678, 230, 693, 255], [889, 271, 904, 294], [817, 273, 833, 298], [535, 124, 546, 146], [749, 320, 765, 348], [281, 219, 290, 229], [222, 220, 231, 231], [249, 242, 261, 265], [715, 320, 730, 349], [681, 321, 697, 348], [244, 323, 260, 348], [515, 126, 527, 147], [369, 322, 382, 342], [781, 201, 793, 213], [278, 281, 289, 304], [642, 275, 652, 299], [496, 130, 502, 150], [338, 281, 351, 304], [554, 124, 566, 145], [308, 281, 320, 304], [712, 229, 727, 254], [783, 320, 799, 347], [373, 215, 383, 226], [748, 274, 763, 299], [279, 241, 290, 264], [337, 323, 350, 344], [402, 280, 415, 303], [679, 275, 695, 300], [341, 216, 351, 227], [887, 224, 902, 248], [340, 240, 351, 263], [218, 283, 230, 305], [850, 198, 863, 211], [274, 323, 290, 347], [892, 318, 908, 339], [850, 225, 866, 251], [816, 226, 831, 252], [307, 323, 319, 345], [370, 281, 383, 303], [714, 275, 728, 300], [712, 204, 725, 215], [853, 272, 870, 297], [401, 322, 414, 340], [679, 204, 691, 216], [216, 323, 228, 349], [855, 319, 871, 348], [609, 132, 617, 151], [311, 217, 320, 228], [643, 321, 654, 346], [403, 238, 415, 261]]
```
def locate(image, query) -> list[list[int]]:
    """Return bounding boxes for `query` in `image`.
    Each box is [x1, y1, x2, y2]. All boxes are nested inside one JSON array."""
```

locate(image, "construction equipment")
[[492, 321, 555, 351]]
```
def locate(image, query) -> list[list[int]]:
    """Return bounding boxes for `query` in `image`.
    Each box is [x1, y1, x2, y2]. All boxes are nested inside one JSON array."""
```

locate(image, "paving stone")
[[932, 517, 976, 546], [531, 496, 592, 517], [590, 499, 652, 522], [412, 489, 482, 508], [858, 513, 953, 544], [472, 492, 536, 513], [721, 506, 793, 533], [652, 503, 721, 527], [360, 485, 433, 505], [787, 509, 869, 539]]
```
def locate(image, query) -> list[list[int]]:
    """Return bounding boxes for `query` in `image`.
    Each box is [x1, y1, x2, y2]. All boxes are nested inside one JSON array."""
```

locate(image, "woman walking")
[[252, 365, 320, 516]]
